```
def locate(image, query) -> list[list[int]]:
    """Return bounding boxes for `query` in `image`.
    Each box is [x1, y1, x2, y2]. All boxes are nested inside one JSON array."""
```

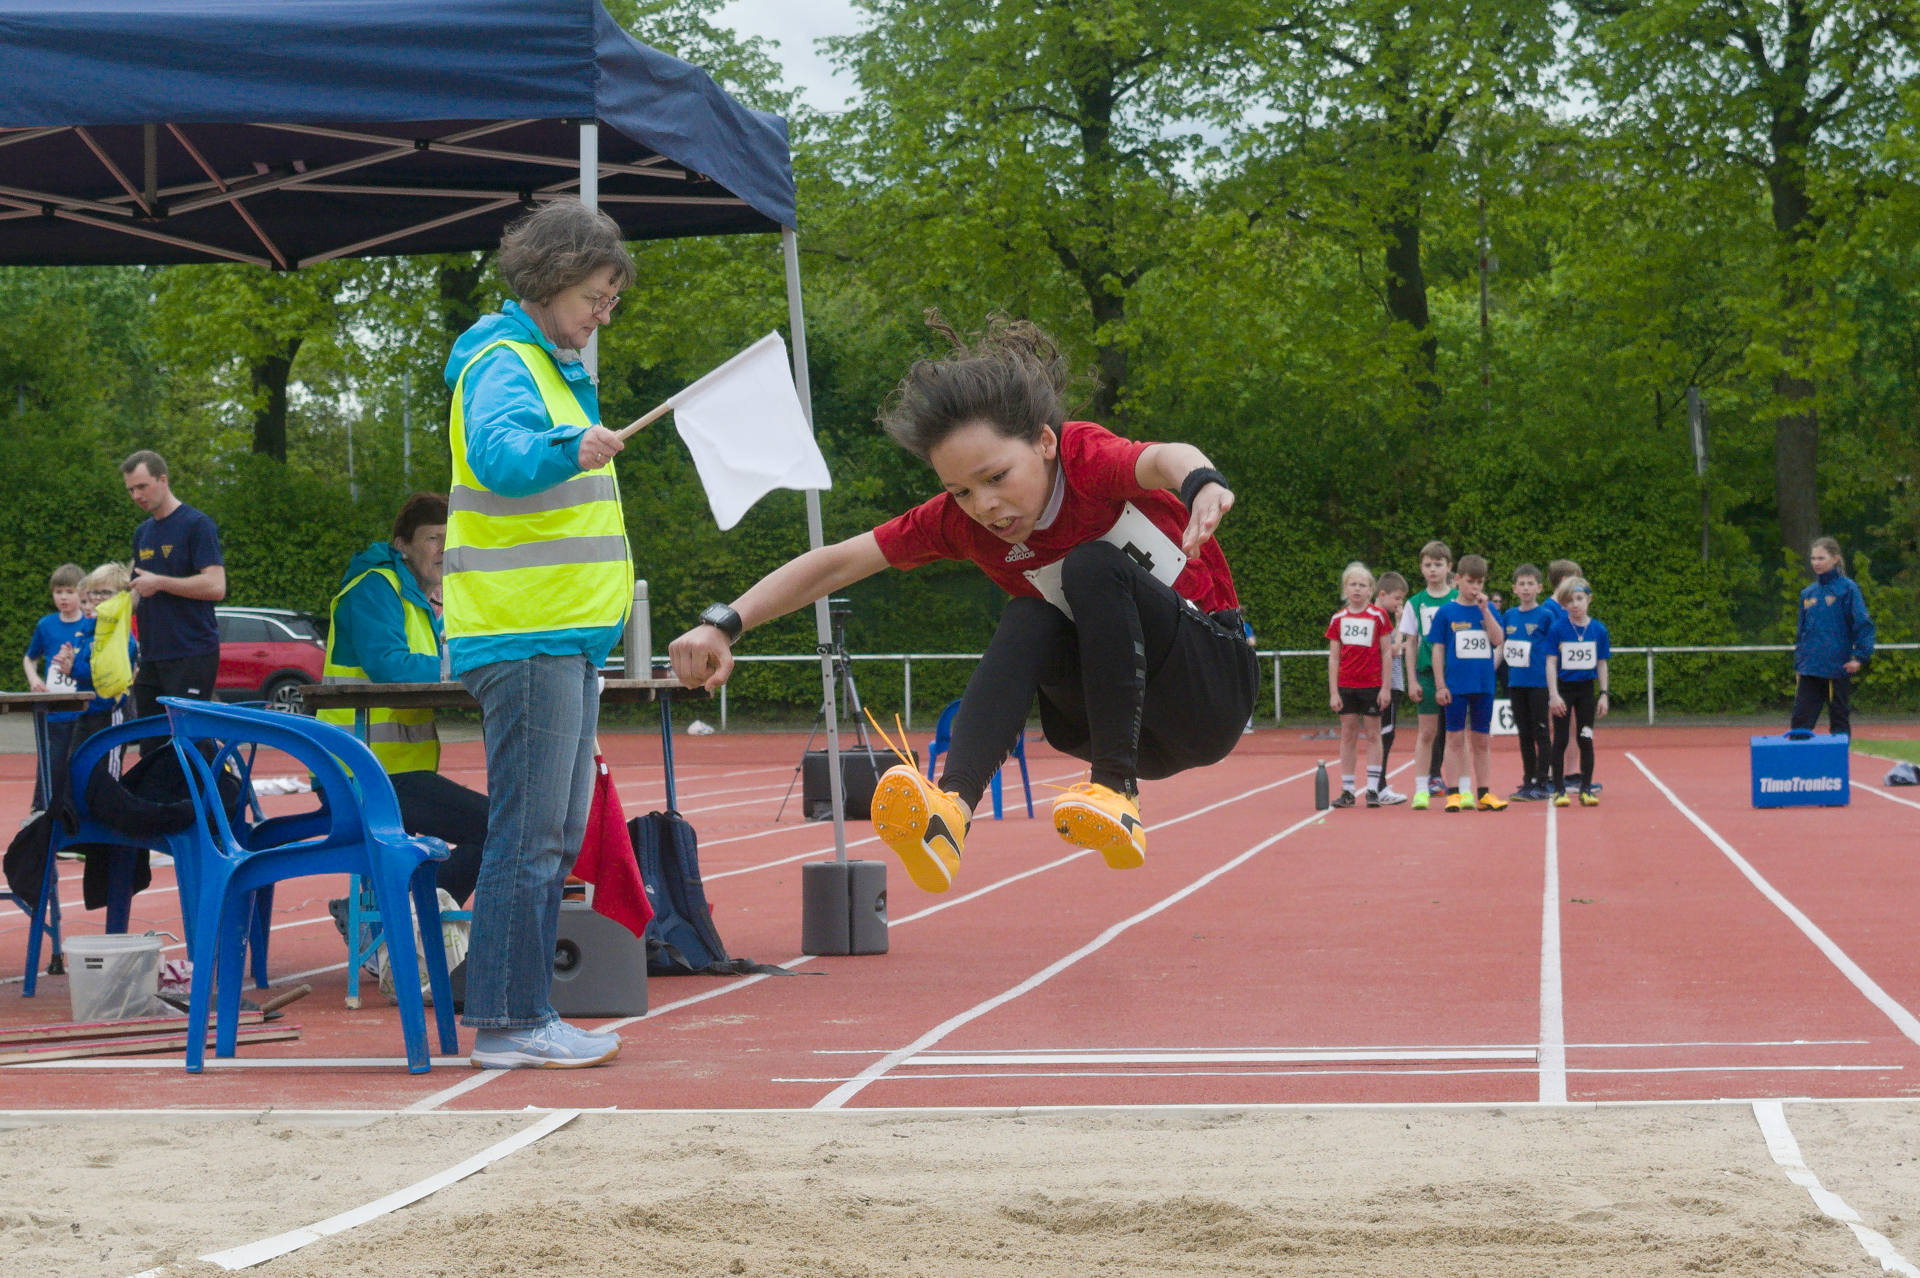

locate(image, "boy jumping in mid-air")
[[1428, 554, 1507, 812]]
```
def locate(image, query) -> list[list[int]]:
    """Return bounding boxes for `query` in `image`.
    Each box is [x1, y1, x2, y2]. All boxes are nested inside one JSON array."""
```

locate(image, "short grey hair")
[[497, 199, 636, 305]]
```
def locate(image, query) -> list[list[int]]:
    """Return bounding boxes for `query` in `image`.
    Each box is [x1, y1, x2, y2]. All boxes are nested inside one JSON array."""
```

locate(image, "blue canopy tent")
[[0, 0, 871, 923]]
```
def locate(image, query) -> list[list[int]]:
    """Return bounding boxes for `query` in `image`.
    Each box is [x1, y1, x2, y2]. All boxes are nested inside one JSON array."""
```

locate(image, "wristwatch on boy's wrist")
[[697, 603, 743, 644]]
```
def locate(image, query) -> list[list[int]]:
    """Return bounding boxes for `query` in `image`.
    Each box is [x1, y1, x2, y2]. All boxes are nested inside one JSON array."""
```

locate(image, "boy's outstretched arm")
[[667, 532, 890, 692]]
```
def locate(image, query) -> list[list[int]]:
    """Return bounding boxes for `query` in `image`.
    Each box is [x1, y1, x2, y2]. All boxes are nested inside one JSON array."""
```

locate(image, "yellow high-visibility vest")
[[443, 339, 632, 642], [318, 567, 440, 775]]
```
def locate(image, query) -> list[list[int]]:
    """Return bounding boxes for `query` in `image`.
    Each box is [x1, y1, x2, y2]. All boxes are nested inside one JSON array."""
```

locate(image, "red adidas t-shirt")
[[1326, 605, 1391, 687], [870, 421, 1240, 612]]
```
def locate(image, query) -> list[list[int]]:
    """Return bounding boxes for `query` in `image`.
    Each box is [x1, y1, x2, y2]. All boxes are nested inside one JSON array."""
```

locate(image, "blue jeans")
[[459, 655, 600, 1028]]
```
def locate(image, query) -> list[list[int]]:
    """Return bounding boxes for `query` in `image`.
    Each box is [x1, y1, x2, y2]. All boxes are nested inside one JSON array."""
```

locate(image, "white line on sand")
[[1753, 1099, 1920, 1277], [1540, 798, 1567, 1103]]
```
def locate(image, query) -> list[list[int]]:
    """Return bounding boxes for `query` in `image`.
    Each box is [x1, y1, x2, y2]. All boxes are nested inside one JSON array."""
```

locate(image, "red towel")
[[571, 756, 654, 939]]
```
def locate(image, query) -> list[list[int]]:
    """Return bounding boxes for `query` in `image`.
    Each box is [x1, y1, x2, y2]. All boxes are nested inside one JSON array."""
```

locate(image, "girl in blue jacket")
[[1792, 537, 1875, 738]]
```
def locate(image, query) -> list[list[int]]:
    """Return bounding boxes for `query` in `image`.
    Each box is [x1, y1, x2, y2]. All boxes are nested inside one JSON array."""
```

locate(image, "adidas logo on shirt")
[[1004, 543, 1035, 562]]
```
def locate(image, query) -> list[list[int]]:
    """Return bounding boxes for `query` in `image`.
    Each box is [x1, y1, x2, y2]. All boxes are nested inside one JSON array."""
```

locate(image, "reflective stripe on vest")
[[443, 339, 633, 641], [319, 567, 441, 774]]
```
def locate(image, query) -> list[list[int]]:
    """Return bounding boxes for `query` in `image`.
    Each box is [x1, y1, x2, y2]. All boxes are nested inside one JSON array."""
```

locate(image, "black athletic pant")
[[937, 541, 1258, 809], [130, 650, 222, 754], [1551, 682, 1598, 791], [1790, 674, 1853, 739], [1510, 686, 1551, 786], [1375, 693, 1398, 779], [1427, 710, 1448, 785], [390, 769, 490, 906]]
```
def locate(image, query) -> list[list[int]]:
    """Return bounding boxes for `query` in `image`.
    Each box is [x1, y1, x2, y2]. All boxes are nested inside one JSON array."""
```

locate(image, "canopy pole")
[[580, 121, 599, 381], [784, 227, 848, 866]]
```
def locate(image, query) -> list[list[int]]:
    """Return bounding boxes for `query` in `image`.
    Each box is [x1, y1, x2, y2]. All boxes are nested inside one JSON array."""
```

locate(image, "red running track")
[[0, 724, 1914, 1114]]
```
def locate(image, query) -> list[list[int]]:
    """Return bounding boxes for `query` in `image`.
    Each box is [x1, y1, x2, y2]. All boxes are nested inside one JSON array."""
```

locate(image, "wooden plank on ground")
[[0, 1024, 300, 1066]]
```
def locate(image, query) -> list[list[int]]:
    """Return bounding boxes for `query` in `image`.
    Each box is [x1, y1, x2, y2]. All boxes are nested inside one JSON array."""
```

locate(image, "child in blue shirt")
[[1545, 577, 1611, 807], [1427, 554, 1507, 812], [1791, 536, 1874, 739], [22, 564, 87, 812], [1501, 564, 1556, 801]]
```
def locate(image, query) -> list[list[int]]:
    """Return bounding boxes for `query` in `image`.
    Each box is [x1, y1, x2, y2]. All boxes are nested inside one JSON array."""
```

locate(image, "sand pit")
[[4, 1103, 1916, 1277]]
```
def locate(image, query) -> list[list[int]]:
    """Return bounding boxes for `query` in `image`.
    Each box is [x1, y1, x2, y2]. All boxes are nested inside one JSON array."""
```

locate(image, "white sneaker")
[[1375, 785, 1409, 806]]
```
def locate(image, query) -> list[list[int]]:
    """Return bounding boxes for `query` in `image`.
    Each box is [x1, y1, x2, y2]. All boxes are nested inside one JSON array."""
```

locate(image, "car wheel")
[[264, 676, 311, 714]]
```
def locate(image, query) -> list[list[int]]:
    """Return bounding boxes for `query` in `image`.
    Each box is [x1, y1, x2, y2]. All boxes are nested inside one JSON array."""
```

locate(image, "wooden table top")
[[300, 677, 706, 712]]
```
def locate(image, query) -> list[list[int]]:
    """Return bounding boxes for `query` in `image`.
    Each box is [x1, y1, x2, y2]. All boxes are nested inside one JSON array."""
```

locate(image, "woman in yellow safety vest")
[[443, 199, 635, 1071]]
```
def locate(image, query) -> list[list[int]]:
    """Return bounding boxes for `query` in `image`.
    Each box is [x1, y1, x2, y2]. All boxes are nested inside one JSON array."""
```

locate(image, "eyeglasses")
[[582, 291, 621, 317]]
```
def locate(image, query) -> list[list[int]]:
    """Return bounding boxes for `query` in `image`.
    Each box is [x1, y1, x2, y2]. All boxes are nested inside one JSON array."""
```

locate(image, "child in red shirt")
[[667, 315, 1257, 892], [1324, 562, 1393, 807]]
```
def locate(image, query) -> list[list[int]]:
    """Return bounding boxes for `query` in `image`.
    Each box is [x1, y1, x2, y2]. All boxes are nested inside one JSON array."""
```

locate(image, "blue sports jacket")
[[330, 542, 443, 683], [1795, 569, 1875, 678]]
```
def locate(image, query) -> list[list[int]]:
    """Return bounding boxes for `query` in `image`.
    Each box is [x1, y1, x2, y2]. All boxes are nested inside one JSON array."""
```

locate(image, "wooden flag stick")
[[614, 400, 672, 442], [0, 1024, 300, 1067]]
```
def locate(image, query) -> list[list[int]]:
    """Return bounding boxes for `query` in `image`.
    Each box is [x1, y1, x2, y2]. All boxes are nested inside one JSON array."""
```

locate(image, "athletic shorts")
[[1444, 690, 1495, 735], [1337, 686, 1383, 718], [1415, 669, 1442, 715]]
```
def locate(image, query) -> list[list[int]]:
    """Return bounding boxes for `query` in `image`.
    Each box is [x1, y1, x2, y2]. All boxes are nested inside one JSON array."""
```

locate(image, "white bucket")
[[65, 933, 164, 1023]]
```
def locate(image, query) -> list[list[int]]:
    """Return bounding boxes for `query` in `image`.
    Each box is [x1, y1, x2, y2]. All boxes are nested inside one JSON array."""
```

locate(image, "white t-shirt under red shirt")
[[1326, 605, 1391, 688], [871, 421, 1241, 613]]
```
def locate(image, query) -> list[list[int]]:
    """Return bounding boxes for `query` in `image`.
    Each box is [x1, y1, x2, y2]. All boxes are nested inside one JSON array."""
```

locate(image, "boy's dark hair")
[[49, 563, 84, 591], [1547, 558, 1581, 588], [1418, 540, 1452, 564], [879, 311, 1081, 461], [120, 449, 168, 479], [1376, 570, 1409, 595], [1457, 554, 1489, 579], [1513, 562, 1541, 583], [391, 492, 450, 543]]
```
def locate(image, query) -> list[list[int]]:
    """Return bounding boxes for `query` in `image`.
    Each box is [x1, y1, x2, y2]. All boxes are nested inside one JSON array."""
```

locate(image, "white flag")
[[669, 332, 831, 530]]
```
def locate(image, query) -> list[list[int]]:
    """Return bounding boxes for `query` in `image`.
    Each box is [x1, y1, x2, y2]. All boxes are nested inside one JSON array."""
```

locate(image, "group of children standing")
[[21, 561, 137, 815], [1325, 544, 1611, 811]]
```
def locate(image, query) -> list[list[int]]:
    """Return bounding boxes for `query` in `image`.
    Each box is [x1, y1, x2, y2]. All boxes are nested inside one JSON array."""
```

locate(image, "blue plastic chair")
[[16, 715, 272, 995], [160, 698, 457, 1073], [924, 698, 1033, 819]]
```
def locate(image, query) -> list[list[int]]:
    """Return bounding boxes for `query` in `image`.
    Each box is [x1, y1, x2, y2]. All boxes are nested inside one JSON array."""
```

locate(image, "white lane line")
[[780, 1063, 1893, 1084], [816, 1038, 1873, 1054], [812, 802, 1330, 1111], [18, 1057, 472, 1071], [160, 1108, 580, 1274], [1629, 752, 1920, 1049], [412, 767, 1318, 1113], [1540, 798, 1566, 1104], [1853, 779, 1920, 812], [908, 1049, 1534, 1066], [1753, 1099, 1920, 1277]]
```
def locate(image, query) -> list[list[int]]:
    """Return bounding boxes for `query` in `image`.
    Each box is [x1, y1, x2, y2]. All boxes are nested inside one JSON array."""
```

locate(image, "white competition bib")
[[1339, 615, 1375, 646], [1023, 502, 1188, 622], [1453, 629, 1490, 660], [1559, 642, 1598, 672], [1503, 638, 1531, 668]]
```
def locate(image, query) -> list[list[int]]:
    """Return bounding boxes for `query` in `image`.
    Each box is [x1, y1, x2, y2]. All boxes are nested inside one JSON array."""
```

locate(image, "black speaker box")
[[449, 901, 648, 1017], [800, 749, 904, 821]]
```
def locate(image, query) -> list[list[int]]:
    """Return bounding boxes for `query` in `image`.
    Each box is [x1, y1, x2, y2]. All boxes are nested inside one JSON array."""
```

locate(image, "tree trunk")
[[1773, 365, 1820, 558], [1384, 212, 1439, 402], [437, 255, 488, 353], [249, 337, 300, 462]]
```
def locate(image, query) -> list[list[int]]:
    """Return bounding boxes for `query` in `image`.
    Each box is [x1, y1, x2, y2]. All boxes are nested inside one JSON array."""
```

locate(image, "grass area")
[[1854, 738, 1920, 765]]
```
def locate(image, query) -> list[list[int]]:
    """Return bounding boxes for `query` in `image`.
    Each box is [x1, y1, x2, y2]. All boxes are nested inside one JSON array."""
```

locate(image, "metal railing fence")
[[672, 643, 1919, 731]]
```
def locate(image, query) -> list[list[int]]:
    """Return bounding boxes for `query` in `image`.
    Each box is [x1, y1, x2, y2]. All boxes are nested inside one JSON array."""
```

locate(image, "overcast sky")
[[711, 0, 865, 110]]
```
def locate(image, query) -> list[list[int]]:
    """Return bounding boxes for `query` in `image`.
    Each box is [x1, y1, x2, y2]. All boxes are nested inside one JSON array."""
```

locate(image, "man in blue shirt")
[[121, 450, 226, 722], [1428, 554, 1507, 812]]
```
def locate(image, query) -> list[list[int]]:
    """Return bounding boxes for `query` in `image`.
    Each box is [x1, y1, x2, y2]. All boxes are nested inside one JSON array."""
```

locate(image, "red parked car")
[[214, 607, 325, 712]]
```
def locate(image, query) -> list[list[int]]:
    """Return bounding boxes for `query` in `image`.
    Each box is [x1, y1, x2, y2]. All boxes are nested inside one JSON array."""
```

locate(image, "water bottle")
[[1314, 760, 1330, 811]]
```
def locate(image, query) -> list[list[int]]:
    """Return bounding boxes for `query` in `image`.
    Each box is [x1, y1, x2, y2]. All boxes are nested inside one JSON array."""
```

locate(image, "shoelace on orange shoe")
[[862, 706, 917, 771]]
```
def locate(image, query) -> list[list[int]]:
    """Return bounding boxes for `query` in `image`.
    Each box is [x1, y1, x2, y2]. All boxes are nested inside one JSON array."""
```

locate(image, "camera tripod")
[[777, 597, 888, 821]]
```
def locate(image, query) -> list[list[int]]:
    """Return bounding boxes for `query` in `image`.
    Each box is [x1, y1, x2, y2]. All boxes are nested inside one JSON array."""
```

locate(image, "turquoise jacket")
[[443, 301, 624, 676], [330, 542, 443, 683]]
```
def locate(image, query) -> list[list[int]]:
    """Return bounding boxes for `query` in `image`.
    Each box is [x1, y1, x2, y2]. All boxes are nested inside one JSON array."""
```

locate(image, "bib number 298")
[[1454, 631, 1490, 659]]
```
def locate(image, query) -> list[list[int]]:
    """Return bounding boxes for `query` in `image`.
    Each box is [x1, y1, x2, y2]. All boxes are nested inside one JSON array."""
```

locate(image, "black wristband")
[[1178, 466, 1228, 511], [698, 602, 743, 644]]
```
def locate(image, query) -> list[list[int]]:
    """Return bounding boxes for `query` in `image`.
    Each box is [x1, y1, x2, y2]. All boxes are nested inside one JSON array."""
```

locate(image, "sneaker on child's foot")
[[470, 1020, 620, 1070], [869, 764, 969, 893], [1365, 789, 1380, 808], [1478, 792, 1510, 811], [1376, 786, 1408, 806], [1052, 782, 1147, 869], [1551, 789, 1571, 807], [1331, 790, 1356, 808], [1410, 790, 1430, 810], [1580, 788, 1600, 807], [1445, 791, 1467, 812]]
